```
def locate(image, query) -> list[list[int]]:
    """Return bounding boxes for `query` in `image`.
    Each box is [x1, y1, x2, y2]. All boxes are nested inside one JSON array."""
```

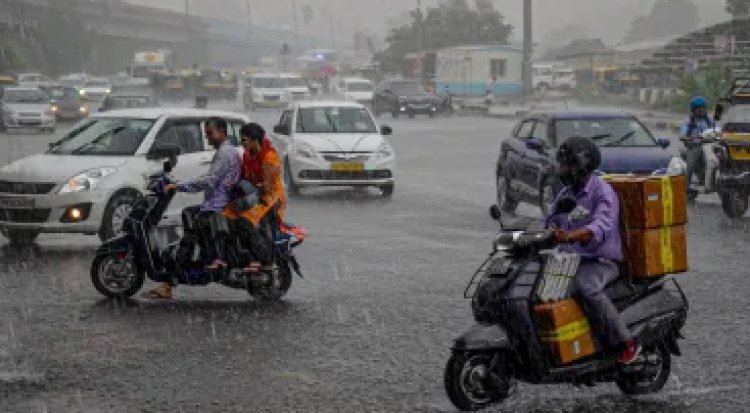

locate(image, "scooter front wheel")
[[91, 255, 145, 299], [444, 351, 512, 411]]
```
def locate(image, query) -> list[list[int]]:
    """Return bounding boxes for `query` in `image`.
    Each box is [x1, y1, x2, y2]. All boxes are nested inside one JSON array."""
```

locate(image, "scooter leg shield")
[[452, 324, 510, 351]]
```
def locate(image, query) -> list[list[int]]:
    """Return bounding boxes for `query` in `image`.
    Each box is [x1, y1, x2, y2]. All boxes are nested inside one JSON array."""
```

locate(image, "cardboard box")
[[604, 175, 687, 229], [623, 224, 688, 277], [535, 299, 596, 365]]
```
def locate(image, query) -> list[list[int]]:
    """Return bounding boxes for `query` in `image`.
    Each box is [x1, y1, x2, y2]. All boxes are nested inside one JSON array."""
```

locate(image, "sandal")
[[142, 283, 173, 300], [206, 259, 228, 270]]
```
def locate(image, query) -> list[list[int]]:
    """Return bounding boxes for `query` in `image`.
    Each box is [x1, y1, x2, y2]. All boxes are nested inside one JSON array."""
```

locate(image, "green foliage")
[[374, 0, 512, 74], [624, 0, 699, 43], [726, 0, 750, 18], [673, 62, 733, 111]]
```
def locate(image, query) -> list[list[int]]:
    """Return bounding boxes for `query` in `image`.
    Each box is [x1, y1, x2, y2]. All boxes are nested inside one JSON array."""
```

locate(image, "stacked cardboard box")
[[535, 299, 596, 365], [603, 175, 689, 277]]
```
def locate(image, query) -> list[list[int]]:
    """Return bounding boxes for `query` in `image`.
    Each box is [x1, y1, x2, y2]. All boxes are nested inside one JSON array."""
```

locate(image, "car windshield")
[[555, 117, 656, 147], [391, 82, 427, 94], [254, 77, 284, 88], [286, 77, 307, 87], [347, 82, 372, 92], [85, 80, 109, 87], [48, 118, 154, 156], [3, 89, 48, 103], [297, 107, 377, 134]]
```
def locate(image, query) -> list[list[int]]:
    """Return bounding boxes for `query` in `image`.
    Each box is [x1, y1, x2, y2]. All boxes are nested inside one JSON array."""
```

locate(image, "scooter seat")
[[604, 277, 660, 303]]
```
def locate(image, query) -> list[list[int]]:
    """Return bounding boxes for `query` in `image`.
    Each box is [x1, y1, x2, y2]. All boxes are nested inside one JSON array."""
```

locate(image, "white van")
[[337, 77, 374, 105]]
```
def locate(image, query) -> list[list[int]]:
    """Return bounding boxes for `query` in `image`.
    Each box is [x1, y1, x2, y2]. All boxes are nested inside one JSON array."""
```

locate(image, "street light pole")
[[291, 0, 299, 52], [522, 0, 533, 95]]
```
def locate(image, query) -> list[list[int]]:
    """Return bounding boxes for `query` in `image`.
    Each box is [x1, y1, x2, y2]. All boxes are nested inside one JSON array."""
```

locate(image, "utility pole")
[[291, 0, 299, 53], [184, 0, 189, 16], [246, 0, 252, 36], [522, 0, 533, 95]]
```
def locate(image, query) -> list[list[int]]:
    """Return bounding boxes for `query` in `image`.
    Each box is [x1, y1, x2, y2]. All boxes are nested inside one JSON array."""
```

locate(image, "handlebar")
[[494, 229, 556, 251]]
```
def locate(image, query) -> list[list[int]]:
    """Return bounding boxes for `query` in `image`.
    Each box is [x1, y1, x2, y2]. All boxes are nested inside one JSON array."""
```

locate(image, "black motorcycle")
[[90, 146, 305, 301], [444, 203, 688, 411]]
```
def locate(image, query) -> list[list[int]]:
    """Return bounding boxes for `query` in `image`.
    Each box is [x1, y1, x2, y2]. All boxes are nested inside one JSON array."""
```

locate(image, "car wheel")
[[284, 158, 301, 197], [2, 229, 40, 245], [496, 175, 518, 214], [100, 193, 136, 242], [720, 190, 748, 219], [380, 183, 395, 199]]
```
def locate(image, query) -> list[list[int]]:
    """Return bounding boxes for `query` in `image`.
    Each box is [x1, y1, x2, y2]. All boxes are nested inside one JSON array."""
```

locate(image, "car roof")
[[342, 77, 371, 83], [89, 108, 250, 121], [296, 100, 365, 109], [527, 111, 636, 120], [4, 86, 41, 92]]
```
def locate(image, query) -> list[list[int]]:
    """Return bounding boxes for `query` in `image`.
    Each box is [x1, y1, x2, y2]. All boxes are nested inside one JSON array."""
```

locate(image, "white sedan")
[[0, 108, 250, 244], [272, 100, 396, 197]]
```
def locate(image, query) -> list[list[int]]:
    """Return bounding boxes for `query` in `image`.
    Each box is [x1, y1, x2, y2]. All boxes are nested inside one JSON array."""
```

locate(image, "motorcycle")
[[90, 147, 306, 301], [443, 203, 688, 412], [711, 101, 750, 218], [680, 126, 721, 201]]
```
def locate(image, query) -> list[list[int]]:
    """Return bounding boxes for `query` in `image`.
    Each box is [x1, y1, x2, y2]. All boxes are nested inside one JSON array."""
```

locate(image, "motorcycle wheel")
[[247, 259, 293, 301], [444, 351, 512, 411], [616, 345, 671, 395], [91, 255, 144, 299], [720, 190, 748, 219]]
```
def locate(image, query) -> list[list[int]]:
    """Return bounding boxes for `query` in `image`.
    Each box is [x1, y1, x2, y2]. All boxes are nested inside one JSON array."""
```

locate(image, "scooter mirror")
[[714, 103, 724, 122], [164, 160, 173, 173]]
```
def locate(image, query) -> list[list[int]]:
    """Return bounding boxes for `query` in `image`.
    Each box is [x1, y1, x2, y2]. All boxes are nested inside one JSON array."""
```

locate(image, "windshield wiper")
[[71, 126, 126, 154], [603, 131, 636, 147], [589, 133, 612, 141]]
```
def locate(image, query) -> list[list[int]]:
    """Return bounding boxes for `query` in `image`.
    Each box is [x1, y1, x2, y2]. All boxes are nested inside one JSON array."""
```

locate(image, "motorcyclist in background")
[[680, 96, 716, 191]]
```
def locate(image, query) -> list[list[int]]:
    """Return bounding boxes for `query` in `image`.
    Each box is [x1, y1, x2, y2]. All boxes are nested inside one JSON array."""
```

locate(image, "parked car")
[[0, 108, 249, 244], [49, 86, 90, 122], [374, 79, 439, 118], [81, 77, 112, 102], [337, 77, 374, 106], [495, 112, 685, 213], [16, 73, 57, 89], [272, 100, 396, 197], [0, 87, 56, 133]]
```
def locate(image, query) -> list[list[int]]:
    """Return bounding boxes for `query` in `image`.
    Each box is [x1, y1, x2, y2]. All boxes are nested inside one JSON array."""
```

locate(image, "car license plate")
[[331, 162, 364, 172], [19, 119, 41, 125], [0, 196, 34, 209]]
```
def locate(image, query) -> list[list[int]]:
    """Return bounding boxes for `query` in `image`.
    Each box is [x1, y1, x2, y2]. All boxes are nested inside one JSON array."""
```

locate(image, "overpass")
[[1, 0, 333, 73]]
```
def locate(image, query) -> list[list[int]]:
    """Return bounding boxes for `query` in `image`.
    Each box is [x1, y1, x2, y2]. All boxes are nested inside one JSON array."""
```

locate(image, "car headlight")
[[375, 140, 394, 159], [105, 89, 111, 94], [666, 156, 687, 176], [50, 105, 58, 112], [58, 167, 118, 194], [294, 142, 317, 159], [79, 89, 86, 96], [79, 106, 88, 113]]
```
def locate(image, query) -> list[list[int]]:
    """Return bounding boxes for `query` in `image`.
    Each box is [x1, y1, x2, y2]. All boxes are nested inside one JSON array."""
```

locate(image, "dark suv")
[[374, 80, 438, 119]]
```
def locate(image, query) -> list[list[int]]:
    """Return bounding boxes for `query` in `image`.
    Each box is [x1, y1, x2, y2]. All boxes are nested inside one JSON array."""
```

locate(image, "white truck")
[[129, 50, 175, 84], [532, 62, 577, 93]]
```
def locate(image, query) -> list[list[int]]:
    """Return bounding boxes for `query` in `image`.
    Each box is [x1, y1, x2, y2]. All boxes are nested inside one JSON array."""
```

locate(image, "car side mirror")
[[273, 124, 290, 135], [381, 125, 393, 136], [526, 137, 545, 151], [656, 138, 671, 148], [489, 204, 502, 221], [714, 103, 724, 122], [146, 143, 180, 167]]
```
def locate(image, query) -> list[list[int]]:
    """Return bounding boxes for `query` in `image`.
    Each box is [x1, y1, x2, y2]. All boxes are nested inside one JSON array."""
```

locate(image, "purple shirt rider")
[[544, 175, 623, 262], [177, 140, 240, 212]]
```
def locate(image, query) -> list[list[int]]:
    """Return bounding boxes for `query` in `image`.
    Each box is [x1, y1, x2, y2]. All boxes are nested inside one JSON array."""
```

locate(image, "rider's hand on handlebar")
[[165, 183, 178, 194], [554, 229, 569, 244]]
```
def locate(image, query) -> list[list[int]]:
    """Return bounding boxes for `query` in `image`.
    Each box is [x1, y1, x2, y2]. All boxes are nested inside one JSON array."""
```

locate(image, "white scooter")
[[680, 126, 721, 201]]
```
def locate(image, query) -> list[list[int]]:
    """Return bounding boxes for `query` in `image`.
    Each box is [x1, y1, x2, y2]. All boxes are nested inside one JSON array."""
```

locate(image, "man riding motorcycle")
[[144, 116, 241, 299], [545, 137, 641, 365], [680, 96, 717, 192]]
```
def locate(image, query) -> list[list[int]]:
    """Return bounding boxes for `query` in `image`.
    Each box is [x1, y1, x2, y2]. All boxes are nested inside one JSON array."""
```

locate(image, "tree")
[[374, 0, 512, 74], [673, 62, 733, 112], [624, 0, 699, 44], [546, 38, 607, 60], [726, 0, 750, 18], [542, 24, 588, 52]]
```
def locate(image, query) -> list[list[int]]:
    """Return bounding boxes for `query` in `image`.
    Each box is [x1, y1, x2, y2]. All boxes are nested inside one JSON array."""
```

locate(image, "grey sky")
[[129, 0, 729, 46]]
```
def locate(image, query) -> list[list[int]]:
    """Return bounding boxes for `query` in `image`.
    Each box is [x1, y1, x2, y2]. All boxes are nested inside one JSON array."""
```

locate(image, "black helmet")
[[556, 136, 601, 174], [556, 137, 600, 191]]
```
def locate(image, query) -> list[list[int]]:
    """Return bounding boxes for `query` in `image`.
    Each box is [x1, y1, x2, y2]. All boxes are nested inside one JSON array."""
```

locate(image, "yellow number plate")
[[331, 162, 364, 172]]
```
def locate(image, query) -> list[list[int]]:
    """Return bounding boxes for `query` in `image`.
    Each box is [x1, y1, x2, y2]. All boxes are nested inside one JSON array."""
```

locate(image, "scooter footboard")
[[452, 324, 510, 351]]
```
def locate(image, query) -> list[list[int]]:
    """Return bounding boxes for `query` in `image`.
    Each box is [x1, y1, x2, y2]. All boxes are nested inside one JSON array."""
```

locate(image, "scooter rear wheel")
[[91, 255, 145, 299], [615, 345, 671, 395], [247, 259, 293, 301]]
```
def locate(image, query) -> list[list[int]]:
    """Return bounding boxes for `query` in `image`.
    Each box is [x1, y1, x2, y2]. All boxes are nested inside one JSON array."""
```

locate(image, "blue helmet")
[[690, 96, 707, 111]]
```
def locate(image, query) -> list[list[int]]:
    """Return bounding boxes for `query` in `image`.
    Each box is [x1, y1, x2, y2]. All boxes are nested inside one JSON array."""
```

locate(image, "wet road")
[[1, 107, 750, 412]]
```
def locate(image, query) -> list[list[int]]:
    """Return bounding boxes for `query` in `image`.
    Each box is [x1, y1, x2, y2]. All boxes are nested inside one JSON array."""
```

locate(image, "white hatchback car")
[[272, 100, 396, 197], [0, 108, 249, 244]]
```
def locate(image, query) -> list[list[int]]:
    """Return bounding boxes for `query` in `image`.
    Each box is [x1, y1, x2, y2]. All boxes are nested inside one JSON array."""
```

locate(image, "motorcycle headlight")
[[58, 167, 118, 194], [50, 105, 58, 112], [294, 142, 317, 159], [666, 156, 687, 176], [375, 140, 394, 159], [79, 106, 88, 113]]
